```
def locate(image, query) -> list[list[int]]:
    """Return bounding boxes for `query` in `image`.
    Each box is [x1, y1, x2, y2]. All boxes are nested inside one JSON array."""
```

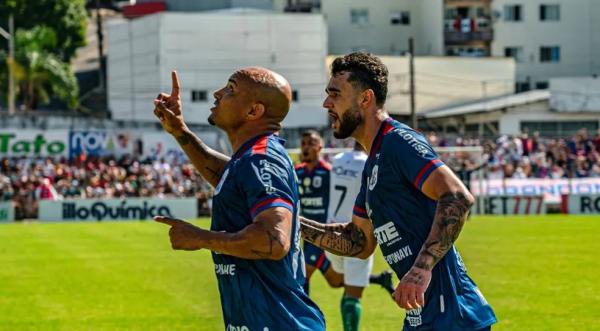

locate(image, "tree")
[[0, 0, 87, 62], [9, 26, 79, 110]]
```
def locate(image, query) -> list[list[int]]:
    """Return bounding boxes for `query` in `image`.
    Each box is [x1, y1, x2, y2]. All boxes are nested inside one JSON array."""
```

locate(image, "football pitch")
[[1, 215, 599, 331]]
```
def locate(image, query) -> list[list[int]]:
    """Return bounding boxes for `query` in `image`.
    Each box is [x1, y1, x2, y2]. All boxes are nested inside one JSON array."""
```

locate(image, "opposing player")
[[295, 130, 343, 293], [301, 53, 497, 330], [153, 68, 324, 330], [326, 142, 394, 331]]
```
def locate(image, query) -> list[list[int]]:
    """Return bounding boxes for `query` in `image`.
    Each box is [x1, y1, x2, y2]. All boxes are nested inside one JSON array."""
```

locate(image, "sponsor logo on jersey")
[[226, 325, 250, 331], [301, 197, 323, 207], [368, 165, 379, 190], [215, 263, 236, 276], [374, 222, 400, 245], [214, 168, 230, 195], [383, 245, 413, 265], [332, 166, 360, 178], [397, 128, 430, 157]]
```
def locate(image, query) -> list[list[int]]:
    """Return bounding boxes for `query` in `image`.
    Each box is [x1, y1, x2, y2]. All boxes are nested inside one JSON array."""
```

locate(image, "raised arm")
[[153, 71, 230, 187], [394, 164, 474, 309], [154, 206, 292, 260], [300, 215, 376, 259]]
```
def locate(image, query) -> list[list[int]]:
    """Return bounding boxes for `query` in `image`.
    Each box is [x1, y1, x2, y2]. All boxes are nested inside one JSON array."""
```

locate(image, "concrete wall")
[[550, 76, 600, 112], [108, 12, 328, 128]]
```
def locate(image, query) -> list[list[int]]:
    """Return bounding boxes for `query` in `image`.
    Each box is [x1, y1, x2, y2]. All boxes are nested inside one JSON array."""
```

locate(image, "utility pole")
[[96, 0, 105, 90], [1, 14, 15, 115], [409, 37, 416, 129]]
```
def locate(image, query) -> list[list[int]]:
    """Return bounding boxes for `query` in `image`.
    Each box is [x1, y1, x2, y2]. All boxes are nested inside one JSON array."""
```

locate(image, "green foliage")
[[0, 216, 599, 330], [0, 0, 88, 62], [10, 26, 79, 109]]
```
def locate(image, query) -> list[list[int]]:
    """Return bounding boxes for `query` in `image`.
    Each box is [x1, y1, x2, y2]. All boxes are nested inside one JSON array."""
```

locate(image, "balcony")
[[445, 30, 493, 43]]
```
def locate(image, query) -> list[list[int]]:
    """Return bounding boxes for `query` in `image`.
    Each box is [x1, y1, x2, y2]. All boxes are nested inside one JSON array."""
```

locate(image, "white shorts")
[[325, 251, 374, 287]]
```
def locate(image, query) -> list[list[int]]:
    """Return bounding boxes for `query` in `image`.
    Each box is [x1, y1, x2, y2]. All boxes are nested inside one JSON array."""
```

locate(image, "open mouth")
[[328, 112, 339, 129]]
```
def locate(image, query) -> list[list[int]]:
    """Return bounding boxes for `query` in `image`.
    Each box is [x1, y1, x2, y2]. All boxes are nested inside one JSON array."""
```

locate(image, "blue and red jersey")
[[210, 133, 324, 330], [354, 118, 496, 330]]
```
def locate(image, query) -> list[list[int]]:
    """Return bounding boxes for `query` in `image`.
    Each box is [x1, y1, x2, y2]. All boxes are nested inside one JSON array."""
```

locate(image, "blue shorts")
[[303, 241, 330, 273]]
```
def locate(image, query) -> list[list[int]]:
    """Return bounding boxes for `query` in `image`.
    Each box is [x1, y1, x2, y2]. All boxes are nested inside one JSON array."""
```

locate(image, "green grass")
[[0, 215, 599, 330]]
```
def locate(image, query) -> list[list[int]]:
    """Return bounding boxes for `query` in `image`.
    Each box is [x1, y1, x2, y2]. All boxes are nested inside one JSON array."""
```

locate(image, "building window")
[[191, 90, 207, 102], [350, 8, 369, 25], [504, 5, 522, 21], [390, 11, 410, 25], [521, 121, 599, 137], [516, 81, 530, 92], [292, 90, 299, 102], [540, 46, 560, 62], [540, 4, 560, 21], [504, 47, 524, 63], [536, 81, 549, 89]]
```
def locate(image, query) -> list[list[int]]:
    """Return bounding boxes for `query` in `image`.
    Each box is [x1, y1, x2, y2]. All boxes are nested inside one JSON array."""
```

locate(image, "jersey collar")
[[368, 117, 395, 161]]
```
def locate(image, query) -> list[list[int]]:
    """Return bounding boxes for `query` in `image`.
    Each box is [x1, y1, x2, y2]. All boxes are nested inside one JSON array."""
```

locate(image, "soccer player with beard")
[[152, 69, 324, 330], [300, 53, 497, 330]]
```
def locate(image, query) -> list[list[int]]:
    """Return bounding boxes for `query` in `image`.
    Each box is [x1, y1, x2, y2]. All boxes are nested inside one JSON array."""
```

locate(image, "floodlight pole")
[[0, 14, 15, 115]]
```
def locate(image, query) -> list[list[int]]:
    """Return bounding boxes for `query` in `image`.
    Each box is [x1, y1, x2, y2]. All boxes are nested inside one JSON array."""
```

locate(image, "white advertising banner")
[[0, 201, 14, 222], [470, 178, 600, 204], [39, 198, 197, 222], [471, 195, 545, 215], [0, 129, 69, 158], [563, 194, 600, 214]]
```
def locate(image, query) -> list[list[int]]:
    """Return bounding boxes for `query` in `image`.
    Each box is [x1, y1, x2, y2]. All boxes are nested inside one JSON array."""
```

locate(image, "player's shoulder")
[[317, 159, 332, 171], [381, 119, 436, 158], [238, 135, 292, 170]]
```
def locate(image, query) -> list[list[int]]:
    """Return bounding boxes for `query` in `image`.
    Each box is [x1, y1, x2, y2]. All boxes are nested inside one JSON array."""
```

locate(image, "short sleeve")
[[389, 129, 444, 190], [352, 170, 369, 219], [238, 154, 295, 219]]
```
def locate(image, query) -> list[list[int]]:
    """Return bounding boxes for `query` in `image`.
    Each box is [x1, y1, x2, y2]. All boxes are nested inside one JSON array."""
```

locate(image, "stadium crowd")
[[0, 156, 212, 219], [429, 129, 600, 181], [2, 129, 600, 219]]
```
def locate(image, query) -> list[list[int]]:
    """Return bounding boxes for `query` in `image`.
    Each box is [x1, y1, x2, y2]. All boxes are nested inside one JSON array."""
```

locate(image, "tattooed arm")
[[153, 71, 230, 187], [300, 215, 376, 259], [394, 165, 475, 310], [154, 207, 292, 260], [172, 129, 230, 187]]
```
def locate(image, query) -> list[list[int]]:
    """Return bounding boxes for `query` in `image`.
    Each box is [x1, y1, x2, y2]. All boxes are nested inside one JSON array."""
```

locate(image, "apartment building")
[[491, 0, 600, 91]]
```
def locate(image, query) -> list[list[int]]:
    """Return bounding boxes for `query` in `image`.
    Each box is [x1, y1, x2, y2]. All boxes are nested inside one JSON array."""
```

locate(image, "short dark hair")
[[302, 129, 321, 139], [330, 52, 389, 107]]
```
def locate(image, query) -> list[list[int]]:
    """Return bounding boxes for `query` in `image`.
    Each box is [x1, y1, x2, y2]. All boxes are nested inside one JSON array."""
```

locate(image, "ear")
[[359, 89, 376, 109], [247, 103, 266, 120]]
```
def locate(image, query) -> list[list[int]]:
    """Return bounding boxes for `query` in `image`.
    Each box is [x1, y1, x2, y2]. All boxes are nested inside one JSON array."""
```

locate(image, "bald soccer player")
[[152, 68, 325, 330]]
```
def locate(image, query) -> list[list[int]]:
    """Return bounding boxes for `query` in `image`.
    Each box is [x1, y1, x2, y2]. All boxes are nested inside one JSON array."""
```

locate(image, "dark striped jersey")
[[210, 133, 325, 331], [295, 160, 331, 224]]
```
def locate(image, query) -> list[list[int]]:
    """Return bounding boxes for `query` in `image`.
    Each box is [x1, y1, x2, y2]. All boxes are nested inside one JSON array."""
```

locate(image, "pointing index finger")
[[154, 215, 180, 227], [171, 70, 180, 98]]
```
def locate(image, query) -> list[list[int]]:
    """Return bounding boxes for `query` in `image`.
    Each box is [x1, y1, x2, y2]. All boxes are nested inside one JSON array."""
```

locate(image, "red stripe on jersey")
[[413, 159, 442, 188], [252, 136, 269, 155], [250, 197, 293, 216], [315, 252, 326, 269], [318, 160, 332, 171]]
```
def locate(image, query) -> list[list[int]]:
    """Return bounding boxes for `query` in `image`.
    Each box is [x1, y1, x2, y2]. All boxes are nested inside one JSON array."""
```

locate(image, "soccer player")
[[152, 68, 325, 330], [295, 130, 343, 293], [326, 142, 394, 331], [300, 53, 497, 330]]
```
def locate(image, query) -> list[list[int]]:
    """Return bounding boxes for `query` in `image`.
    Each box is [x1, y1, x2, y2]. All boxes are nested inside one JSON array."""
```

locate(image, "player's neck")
[[305, 159, 320, 171], [354, 109, 389, 155], [227, 122, 279, 153]]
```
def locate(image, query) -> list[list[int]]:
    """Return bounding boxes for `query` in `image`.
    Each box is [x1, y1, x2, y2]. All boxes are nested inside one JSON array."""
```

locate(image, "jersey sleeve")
[[238, 154, 295, 219], [389, 129, 444, 190], [352, 169, 369, 219]]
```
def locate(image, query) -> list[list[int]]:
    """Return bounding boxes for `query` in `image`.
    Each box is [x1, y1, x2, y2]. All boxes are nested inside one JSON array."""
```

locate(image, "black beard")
[[334, 105, 362, 139], [207, 115, 216, 126]]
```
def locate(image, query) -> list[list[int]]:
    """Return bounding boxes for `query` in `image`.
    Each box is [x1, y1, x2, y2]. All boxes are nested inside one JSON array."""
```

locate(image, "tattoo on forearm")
[[176, 130, 228, 186], [415, 192, 473, 271], [402, 268, 427, 287], [300, 217, 366, 257], [176, 134, 190, 146], [250, 229, 286, 258]]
